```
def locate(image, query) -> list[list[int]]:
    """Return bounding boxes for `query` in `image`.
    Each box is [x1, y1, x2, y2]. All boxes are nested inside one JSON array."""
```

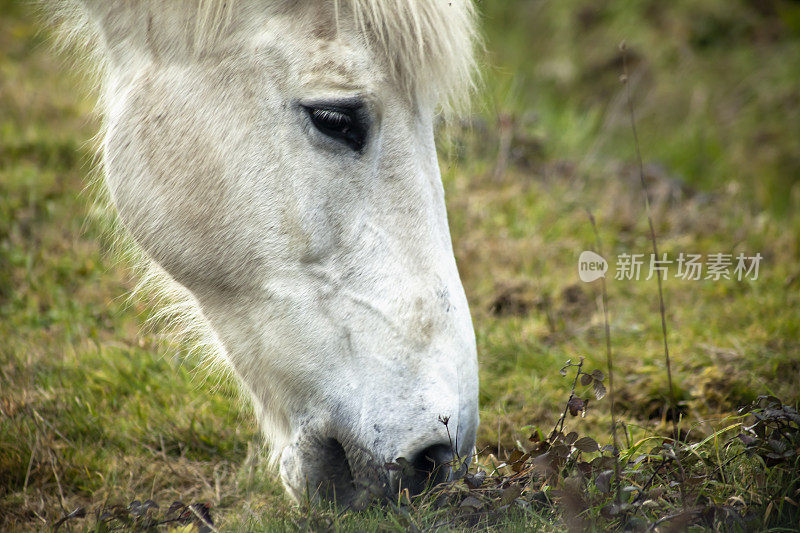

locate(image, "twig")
[[647, 509, 700, 531], [158, 434, 180, 478], [440, 415, 456, 459], [620, 421, 631, 449], [631, 456, 671, 506], [48, 451, 67, 514], [31, 508, 47, 525], [23, 442, 36, 496], [551, 358, 584, 440]]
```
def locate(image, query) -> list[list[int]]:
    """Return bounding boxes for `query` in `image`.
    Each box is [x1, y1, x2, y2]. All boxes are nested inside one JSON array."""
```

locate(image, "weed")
[[55, 500, 216, 532]]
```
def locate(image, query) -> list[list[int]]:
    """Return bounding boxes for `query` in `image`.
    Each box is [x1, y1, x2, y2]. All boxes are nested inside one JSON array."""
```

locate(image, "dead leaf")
[[500, 485, 523, 506], [567, 397, 586, 416], [596, 469, 613, 494], [508, 450, 531, 473], [464, 470, 486, 489], [593, 380, 607, 400], [460, 495, 483, 510]]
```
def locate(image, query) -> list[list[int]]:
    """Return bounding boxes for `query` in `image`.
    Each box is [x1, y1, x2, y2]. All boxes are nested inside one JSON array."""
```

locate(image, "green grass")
[[1, 0, 799, 530]]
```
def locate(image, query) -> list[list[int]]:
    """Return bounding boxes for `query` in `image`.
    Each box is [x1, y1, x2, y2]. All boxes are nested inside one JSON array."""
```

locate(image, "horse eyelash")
[[303, 104, 367, 151], [311, 108, 352, 129]]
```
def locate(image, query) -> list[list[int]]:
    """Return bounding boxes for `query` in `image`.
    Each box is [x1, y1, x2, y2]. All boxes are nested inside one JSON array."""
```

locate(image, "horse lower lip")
[[281, 428, 465, 507]]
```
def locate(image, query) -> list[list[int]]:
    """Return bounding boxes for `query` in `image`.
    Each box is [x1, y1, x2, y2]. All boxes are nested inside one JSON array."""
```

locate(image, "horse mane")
[[46, 0, 479, 113]]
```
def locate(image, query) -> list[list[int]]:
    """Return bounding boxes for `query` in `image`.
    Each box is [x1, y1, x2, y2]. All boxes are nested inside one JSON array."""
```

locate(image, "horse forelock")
[[48, 0, 479, 113], [340, 0, 479, 112]]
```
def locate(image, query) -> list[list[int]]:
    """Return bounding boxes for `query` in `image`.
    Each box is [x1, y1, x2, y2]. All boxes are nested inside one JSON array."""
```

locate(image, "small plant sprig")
[[550, 358, 607, 441], [738, 396, 800, 466]]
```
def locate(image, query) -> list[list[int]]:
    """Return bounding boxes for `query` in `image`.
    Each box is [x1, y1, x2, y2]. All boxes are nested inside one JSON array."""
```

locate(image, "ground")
[[1, 0, 799, 530]]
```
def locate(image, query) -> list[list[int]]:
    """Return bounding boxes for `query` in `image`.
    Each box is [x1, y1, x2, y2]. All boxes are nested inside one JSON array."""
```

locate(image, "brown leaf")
[[508, 449, 525, 464], [513, 456, 531, 473], [573, 436, 600, 453], [507, 449, 530, 472], [596, 469, 613, 494], [460, 495, 483, 510], [591, 369, 605, 382], [590, 456, 616, 471], [529, 440, 550, 456], [580, 373, 593, 386], [464, 470, 486, 489], [567, 397, 586, 416], [550, 444, 571, 458], [593, 380, 607, 400]]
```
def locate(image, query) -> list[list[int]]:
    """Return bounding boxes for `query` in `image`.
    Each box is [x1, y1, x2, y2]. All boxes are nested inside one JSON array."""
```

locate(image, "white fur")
[[48, 0, 480, 503]]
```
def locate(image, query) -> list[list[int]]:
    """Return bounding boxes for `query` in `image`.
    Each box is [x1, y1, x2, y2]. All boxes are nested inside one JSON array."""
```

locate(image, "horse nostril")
[[401, 444, 455, 496], [310, 438, 356, 504]]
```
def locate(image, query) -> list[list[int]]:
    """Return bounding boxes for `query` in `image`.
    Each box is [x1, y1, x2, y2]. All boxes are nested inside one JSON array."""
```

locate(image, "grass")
[[1, 0, 799, 530]]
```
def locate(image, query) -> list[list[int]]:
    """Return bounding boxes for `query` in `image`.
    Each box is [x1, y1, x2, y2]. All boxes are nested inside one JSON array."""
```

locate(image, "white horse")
[[51, 0, 480, 505]]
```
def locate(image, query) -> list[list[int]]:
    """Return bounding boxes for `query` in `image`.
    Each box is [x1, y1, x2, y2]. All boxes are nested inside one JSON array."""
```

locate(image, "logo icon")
[[578, 251, 608, 282]]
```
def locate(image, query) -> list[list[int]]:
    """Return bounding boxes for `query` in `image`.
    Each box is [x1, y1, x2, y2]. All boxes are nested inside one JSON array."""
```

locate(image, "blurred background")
[[1, 0, 799, 528], [477, 0, 800, 214]]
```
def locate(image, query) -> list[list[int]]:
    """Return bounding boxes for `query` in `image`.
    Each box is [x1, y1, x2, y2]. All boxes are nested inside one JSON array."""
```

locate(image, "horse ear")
[[63, 1, 146, 65], [62, 1, 198, 67]]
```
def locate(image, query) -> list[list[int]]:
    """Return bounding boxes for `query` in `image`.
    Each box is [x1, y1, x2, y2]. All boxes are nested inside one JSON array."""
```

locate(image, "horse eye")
[[304, 105, 368, 152]]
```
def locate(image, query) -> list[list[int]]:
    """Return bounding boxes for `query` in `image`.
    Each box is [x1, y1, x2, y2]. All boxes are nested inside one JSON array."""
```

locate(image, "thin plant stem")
[[621, 41, 687, 509], [586, 209, 621, 506], [621, 44, 675, 425]]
